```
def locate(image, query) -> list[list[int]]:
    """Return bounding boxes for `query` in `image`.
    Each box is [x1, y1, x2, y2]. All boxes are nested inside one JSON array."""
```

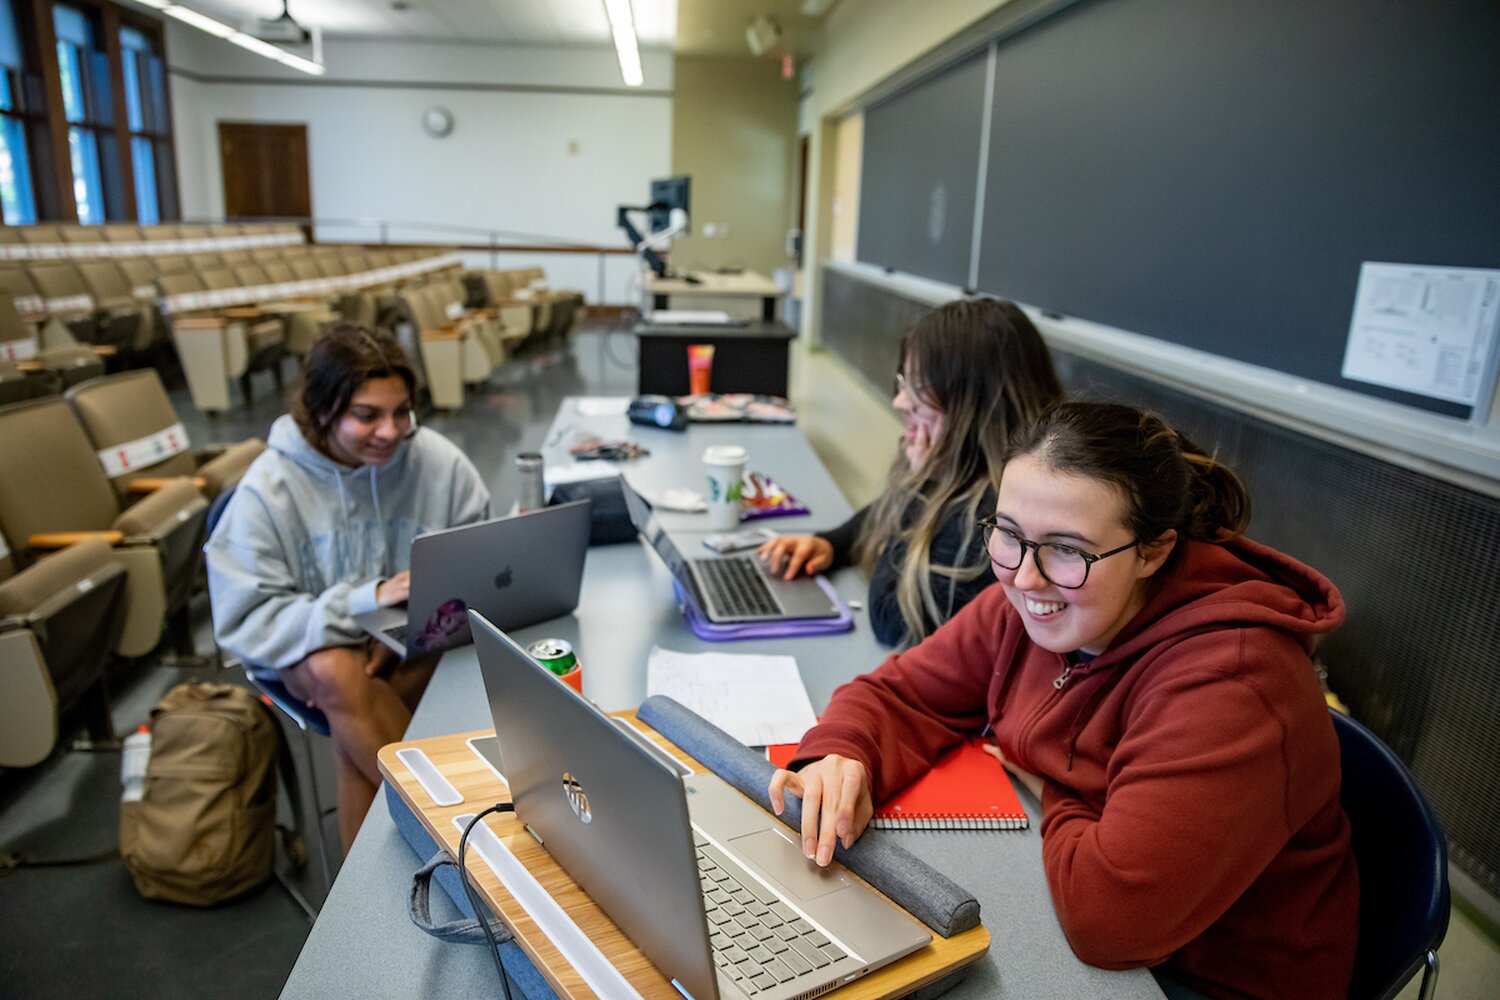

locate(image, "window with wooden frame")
[[118, 20, 175, 222], [53, 1, 116, 222], [0, 0, 41, 223], [0, 0, 177, 225]]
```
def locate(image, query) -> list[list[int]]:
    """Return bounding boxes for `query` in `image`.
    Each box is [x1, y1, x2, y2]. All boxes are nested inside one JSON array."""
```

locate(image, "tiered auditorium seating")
[[0, 354, 278, 769], [465, 265, 584, 343], [163, 245, 476, 411], [0, 223, 581, 413]]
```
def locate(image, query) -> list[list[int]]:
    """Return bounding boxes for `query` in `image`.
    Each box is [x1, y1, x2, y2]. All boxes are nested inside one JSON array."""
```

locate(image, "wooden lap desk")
[[378, 719, 990, 1000]]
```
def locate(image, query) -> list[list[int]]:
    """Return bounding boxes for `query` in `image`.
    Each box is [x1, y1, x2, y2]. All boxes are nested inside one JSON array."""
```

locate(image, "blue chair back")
[[210, 485, 331, 738], [245, 667, 331, 738], [1332, 709, 1449, 1000], [205, 485, 236, 538]]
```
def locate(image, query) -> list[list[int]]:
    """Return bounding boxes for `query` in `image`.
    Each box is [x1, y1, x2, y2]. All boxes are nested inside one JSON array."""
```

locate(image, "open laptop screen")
[[620, 479, 695, 589]]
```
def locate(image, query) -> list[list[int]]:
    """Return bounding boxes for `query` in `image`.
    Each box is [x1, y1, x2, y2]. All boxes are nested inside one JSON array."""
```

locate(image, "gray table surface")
[[279, 401, 1163, 1000], [541, 397, 853, 536]]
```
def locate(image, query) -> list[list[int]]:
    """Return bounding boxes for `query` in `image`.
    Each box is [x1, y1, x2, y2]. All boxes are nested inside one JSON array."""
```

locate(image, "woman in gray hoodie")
[[207, 324, 490, 849]]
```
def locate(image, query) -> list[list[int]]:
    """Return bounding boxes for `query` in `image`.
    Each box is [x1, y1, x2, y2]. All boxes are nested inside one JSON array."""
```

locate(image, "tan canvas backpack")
[[120, 680, 283, 905]]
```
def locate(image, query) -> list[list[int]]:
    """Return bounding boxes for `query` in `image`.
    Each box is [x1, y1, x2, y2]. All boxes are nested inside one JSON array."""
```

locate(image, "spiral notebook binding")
[[870, 812, 1028, 832]]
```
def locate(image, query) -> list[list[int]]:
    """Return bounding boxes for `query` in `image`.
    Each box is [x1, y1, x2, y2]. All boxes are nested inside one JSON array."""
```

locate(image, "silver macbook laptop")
[[353, 500, 590, 657], [469, 612, 930, 1000], [619, 479, 840, 624]]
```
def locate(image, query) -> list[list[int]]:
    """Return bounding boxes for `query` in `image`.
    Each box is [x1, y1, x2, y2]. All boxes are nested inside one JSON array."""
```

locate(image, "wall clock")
[[421, 106, 454, 138]]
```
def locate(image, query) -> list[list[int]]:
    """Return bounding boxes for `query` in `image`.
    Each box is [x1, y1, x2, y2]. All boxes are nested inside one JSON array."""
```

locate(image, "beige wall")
[[810, 0, 1010, 119], [799, 0, 1016, 341], [670, 56, 800, 278], [828, 112, 863, 262]]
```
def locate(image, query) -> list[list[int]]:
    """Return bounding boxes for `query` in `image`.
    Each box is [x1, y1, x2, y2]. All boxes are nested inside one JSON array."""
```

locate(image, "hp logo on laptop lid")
[[562, 772, 592, 824]]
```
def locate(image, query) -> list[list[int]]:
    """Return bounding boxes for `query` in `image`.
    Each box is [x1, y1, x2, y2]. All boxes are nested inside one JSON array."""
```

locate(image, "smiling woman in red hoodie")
[[770, 401, 1359, 1000]]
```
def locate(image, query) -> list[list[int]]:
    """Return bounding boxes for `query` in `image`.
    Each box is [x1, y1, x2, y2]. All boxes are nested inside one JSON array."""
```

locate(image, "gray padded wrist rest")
[[637, 695, 981, 939]]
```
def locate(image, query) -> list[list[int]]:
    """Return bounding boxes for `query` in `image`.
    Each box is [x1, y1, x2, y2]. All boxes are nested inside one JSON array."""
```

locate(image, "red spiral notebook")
[[767, 736, 1029, 831]]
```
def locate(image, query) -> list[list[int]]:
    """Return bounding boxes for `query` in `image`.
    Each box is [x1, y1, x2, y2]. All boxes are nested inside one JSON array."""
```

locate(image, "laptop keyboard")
[[382, 623, 408, 647], [696, 557, 781, 618], [695, 835, 847, 994]]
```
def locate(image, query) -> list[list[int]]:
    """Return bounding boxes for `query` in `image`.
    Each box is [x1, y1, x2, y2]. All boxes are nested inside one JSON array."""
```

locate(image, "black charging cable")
[[458, 803, 517, 1000]]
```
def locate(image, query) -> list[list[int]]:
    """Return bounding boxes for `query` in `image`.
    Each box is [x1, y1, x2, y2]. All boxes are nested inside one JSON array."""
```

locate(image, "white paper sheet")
[[646, 647, 817, 747], [575, 396, 633, 416]]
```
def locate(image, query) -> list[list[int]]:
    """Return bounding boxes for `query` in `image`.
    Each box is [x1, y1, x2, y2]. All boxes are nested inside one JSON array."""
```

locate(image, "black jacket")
[[816, 489, 996, 646]]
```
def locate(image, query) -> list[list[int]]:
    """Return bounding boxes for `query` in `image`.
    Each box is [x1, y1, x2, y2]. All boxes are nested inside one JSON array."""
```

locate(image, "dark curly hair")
[[290, 323, 416, 452]]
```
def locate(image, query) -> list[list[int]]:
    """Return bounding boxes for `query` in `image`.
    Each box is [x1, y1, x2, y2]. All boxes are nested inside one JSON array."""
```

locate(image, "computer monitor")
[[649, 175, 690, 233]]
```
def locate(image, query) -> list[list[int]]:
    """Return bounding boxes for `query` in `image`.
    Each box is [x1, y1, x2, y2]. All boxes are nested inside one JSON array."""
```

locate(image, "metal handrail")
[[181, 214, 638, 302]]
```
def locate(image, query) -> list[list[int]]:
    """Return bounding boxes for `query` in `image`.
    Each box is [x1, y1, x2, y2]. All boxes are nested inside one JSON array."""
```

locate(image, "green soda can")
[[527, 638, 578, 677]]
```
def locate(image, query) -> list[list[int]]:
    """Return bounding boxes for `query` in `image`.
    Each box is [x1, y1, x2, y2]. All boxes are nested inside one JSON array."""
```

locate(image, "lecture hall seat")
[[0, 540, 128, 766], [0, 396, 209, 659], [65, 369, 266, 502]]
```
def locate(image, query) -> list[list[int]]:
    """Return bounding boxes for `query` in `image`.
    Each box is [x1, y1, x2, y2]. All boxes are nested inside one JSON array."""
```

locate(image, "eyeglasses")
[[978, 516, 1139, 590]]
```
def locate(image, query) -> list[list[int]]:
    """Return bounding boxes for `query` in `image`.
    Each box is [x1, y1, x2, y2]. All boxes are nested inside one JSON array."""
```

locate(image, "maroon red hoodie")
[[795, 536, 1358, 1000]]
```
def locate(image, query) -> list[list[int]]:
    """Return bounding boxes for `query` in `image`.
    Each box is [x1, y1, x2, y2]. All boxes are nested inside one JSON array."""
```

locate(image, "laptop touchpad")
[[728, 828, 851, 900]]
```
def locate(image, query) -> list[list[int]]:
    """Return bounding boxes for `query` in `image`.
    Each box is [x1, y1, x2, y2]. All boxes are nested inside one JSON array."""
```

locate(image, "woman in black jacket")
[[760, 298, 1062, 646]]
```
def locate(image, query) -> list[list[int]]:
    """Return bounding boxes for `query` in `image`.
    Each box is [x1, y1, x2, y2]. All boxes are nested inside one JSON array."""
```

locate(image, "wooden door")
[[218, 122, 311, 221]]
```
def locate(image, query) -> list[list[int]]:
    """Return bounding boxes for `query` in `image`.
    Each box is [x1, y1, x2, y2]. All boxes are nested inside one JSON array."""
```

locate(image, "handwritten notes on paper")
[[646, 647, 817, 747]]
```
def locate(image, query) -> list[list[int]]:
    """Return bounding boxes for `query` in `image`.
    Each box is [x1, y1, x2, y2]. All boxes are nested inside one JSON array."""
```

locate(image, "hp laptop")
[[353, 500, 590, 657], [469, 612, 931, 1000], [620, 479, 840, 624]]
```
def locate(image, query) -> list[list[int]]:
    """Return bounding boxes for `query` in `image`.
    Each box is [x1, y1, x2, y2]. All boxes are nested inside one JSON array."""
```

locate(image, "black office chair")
[[1332, 709, 1449, 1000]]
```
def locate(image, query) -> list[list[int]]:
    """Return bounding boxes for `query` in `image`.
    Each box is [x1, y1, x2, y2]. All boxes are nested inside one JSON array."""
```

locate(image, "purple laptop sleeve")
[[673, 577, 855, 641]]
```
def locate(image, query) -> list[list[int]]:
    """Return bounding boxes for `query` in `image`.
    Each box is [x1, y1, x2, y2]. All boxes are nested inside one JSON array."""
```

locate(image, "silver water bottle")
[[516, 452, 545, 512]]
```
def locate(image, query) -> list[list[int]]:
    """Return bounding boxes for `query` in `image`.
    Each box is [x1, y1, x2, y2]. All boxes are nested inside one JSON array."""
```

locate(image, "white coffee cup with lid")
[[702, 445, 747, 531]]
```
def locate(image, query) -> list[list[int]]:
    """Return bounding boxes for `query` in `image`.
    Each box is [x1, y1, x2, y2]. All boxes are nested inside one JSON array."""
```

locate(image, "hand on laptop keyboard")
[[376, 570, 410, 607], [769, 755, 873, 867], [757, 534, 833, 580]]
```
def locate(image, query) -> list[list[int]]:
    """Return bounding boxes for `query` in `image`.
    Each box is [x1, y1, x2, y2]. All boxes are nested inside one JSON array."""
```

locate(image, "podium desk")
[[278, 400, 1165, 1000], [644, 270, 786, 323], [633, 320, 796, 398]]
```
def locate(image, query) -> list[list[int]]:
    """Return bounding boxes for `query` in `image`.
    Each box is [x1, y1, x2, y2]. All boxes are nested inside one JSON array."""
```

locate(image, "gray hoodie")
[[206, 414, 491, 670]]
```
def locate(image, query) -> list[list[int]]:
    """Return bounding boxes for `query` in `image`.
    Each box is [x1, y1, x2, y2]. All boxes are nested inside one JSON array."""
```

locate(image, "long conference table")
[[279, 398, 1164, 1000]]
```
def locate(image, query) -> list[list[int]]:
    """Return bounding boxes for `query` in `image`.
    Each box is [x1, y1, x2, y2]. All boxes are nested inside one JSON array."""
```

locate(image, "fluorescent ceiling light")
[[228, 33, 287, 61], [144, 2, 326, 75], [161, 5, 235, 38], [602, 0, 643, 87]]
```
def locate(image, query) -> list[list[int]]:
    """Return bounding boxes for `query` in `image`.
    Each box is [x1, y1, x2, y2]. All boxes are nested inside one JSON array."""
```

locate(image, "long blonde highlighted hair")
[[855, 299, 1062, 645]]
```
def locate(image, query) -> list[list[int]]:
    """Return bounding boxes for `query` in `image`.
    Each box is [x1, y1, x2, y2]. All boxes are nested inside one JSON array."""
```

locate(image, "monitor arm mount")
[[617, 203, 687, 277]]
